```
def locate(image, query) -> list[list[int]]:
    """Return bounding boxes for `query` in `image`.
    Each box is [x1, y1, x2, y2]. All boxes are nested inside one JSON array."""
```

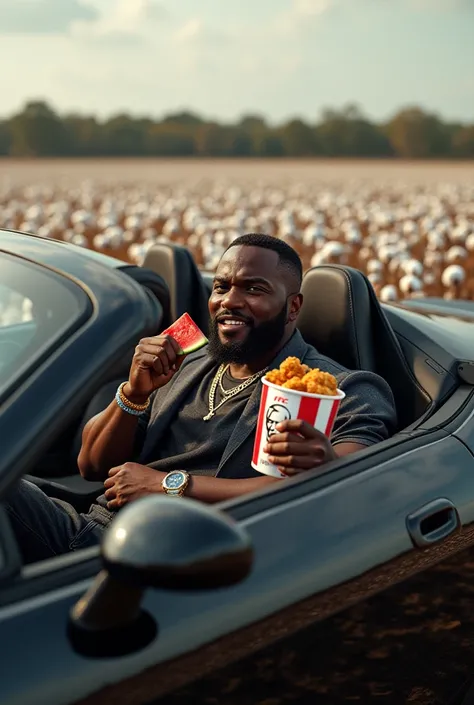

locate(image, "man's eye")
[[213, 285, 227, 293]]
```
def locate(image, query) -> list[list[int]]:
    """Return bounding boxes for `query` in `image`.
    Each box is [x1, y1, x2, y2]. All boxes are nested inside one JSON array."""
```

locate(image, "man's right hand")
[[123, 335, 185, 403]]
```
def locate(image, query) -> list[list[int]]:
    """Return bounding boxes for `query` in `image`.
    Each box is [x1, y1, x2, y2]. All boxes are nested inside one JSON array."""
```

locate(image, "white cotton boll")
[[71, 210, 93, 227], [97, 214, 117, 230], [321, 241, 345, 258], [62, 229, 75, 242], [423, 251, 443, 270], [310, 252, 324, 267], [441, 265, 465, 287], [25, 204, 43, 222], [104, 225, 124, 249], [427, 232, 445, 250], [445, 245, 468, 262], [37, 225, 52, 238], [93, 234, 107, 250], [399, 274, 423, 294], [214, 230, 227, 247], [402, 220, 417, 235], [401, 259, 423, 277], [122, 229, 136, 243], [465, 233, 474, 252], [423, 272, 436, 286], [450, 224, 468, 244], [358, 246, 373, 262], [128, 243, 146, 265], [379, 285, 398, 302], [367, 272, 381, 286], [345, 228, 362, 244], [162, 218, 180, 236], [124, 214, 142, 231], [302, 224, 325, 247], [71, 234, 88, 248], [367, 259, 383, 274], [378, 245, 398, 264], [187, 233, 201, 248], [19, 221, 36, 234]]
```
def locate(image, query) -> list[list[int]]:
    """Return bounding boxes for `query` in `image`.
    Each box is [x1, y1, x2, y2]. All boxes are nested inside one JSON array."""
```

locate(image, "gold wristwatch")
[[161, 471, 190, 497]]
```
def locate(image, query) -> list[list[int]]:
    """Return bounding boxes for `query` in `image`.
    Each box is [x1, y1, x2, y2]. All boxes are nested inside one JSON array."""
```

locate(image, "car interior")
[[23, 242, 464, 514]]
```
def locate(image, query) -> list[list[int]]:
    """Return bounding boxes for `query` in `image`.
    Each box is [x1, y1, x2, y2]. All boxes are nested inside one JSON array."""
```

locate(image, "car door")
[[3, 429, 474, 705]]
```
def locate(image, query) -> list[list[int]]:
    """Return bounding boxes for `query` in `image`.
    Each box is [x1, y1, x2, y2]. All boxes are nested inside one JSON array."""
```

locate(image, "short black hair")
[[225, 233, 303, 289]]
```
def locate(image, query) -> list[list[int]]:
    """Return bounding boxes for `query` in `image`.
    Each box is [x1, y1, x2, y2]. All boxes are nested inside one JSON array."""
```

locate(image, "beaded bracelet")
[[115, 382, 150, 416]]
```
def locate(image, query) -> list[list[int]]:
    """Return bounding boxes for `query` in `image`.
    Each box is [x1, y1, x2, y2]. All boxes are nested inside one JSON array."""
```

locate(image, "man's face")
[[207, 245, 300, 365]]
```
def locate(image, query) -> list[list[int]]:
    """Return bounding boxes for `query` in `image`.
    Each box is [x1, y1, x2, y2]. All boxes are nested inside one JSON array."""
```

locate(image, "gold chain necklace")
[[203, 364, 268, 421]]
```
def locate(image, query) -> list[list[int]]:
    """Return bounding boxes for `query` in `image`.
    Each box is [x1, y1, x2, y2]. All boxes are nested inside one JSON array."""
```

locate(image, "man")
[[5, 234, 397, 564]]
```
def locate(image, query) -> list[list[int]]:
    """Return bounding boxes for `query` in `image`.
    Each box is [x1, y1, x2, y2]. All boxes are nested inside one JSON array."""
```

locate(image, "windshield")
[[0, 252, 90, 398]]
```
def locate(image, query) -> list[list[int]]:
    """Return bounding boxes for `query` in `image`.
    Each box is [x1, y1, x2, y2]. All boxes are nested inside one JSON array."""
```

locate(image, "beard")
[[207, 303, 288, 366]]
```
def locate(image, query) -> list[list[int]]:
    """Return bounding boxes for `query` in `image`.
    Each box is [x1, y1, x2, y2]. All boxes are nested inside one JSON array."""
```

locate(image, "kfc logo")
[[265, 403, 291, 440]]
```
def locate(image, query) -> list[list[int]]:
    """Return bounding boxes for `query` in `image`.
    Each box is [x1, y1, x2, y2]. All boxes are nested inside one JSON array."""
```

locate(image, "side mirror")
[[68, 495, 253, 658]]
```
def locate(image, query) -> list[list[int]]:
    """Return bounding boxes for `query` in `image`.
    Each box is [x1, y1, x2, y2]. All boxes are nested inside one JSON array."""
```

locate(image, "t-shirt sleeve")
[[330, 370, 397, 448]]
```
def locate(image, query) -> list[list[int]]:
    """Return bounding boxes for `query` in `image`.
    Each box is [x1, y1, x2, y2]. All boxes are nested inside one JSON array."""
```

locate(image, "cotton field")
[[1, 159, 474, 325]]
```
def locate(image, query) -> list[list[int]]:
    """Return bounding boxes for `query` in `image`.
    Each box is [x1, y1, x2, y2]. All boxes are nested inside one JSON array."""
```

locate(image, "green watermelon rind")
[[161, 312, 208, 355]]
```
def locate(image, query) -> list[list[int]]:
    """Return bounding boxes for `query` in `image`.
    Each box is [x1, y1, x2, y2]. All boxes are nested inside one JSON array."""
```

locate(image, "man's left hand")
[[263, 419, 336, 476], [104, 462, 163, 510]]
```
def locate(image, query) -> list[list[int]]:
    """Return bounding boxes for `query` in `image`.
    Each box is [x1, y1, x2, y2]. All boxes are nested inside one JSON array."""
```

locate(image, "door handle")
[[406, 498, 459, 548]]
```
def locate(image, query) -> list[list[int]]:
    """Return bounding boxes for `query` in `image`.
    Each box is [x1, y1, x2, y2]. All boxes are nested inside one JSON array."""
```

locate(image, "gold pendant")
[[203, 411, 214, 421]]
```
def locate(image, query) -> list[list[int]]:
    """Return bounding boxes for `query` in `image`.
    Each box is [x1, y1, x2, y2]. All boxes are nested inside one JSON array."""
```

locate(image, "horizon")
[[0, 1, 473, 124]]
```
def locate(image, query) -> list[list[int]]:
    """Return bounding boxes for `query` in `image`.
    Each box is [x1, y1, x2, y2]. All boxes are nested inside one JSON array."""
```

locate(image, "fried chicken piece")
[[282, 376, 306, 391], [302, 369, 338, 395], [279, 356, 310, 380], [265, 369, 286, 386]]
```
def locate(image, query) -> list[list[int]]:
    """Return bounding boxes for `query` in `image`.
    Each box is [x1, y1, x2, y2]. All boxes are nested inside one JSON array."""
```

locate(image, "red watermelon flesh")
[[161, 313, 208, 354]]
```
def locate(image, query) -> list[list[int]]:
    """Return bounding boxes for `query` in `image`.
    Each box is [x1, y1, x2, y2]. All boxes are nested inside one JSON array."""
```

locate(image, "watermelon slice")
[[161, 312, 208, 354]]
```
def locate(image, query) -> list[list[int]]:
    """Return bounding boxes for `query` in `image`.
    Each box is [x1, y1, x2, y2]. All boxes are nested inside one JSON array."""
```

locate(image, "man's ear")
[[287, 293, 303, 323]]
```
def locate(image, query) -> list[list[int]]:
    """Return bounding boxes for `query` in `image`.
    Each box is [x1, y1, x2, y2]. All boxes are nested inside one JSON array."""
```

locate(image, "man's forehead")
[[216, 246, 279, 278]]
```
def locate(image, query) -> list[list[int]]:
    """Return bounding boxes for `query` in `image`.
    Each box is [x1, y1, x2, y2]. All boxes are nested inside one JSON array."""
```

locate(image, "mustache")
[[214, 311, 253, 326]]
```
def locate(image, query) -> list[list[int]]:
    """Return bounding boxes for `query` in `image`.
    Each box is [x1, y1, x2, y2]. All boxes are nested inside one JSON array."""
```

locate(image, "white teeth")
[[221, 319, 245, 326]]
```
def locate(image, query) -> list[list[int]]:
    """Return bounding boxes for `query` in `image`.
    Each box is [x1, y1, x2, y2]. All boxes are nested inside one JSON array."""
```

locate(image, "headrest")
[[298, 265, 375, 371], [143, 243, 210, 334]]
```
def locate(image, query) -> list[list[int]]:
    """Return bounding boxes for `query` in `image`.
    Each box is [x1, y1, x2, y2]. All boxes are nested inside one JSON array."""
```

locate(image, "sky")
[[0, 0, 473, 124]]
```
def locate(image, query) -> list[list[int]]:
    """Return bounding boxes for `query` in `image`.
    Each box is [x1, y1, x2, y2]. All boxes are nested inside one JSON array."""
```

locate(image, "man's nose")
[[221, 287, 245, 310]]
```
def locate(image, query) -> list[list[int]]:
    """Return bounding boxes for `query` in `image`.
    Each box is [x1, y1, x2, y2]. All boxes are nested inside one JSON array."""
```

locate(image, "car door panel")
[[160, 542, 474, 705], [2, 433, 473, 705]]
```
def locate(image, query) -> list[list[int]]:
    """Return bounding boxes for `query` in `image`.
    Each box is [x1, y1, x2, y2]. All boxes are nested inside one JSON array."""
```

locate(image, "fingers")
[[268, 453, 325, 469], [104, 486, 116, 500], [275, 419, 325, 439], [135, 336, 182, 375]]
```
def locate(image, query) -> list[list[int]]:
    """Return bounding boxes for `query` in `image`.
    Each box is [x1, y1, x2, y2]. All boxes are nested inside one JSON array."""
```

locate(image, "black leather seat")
[[143, 243, 210, 334], [298, 265, 431, 430]]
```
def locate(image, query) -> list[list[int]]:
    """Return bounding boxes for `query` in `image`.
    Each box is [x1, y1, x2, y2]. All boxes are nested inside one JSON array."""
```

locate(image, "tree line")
[[0, 101, 473, 159]]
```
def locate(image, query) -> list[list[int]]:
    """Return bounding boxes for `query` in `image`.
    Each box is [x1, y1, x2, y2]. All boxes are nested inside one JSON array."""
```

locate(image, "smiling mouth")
[[218, 318, 248, 327]]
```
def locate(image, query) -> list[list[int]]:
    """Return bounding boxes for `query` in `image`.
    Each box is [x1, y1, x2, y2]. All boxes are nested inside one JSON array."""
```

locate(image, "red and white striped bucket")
[[251, 378, 345, 478]]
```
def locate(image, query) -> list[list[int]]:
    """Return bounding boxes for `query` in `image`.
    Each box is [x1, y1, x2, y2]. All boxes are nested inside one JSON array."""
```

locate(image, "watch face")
[[165, 471, 186, 490]]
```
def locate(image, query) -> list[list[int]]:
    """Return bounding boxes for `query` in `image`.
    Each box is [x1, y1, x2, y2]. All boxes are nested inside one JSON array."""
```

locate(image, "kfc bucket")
[[251, 377, 345, 478]]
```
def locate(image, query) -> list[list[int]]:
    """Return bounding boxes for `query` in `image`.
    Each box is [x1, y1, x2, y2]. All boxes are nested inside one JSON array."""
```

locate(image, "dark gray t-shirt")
[[145, 366, 260, 476], [91, 367, 261, 524]]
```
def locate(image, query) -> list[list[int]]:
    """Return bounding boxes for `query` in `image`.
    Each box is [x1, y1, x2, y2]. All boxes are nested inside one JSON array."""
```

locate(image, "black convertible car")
[[2, 229, 474, 705]]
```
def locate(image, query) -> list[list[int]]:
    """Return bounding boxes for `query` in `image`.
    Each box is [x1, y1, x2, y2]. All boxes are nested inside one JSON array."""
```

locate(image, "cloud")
[[0, 0, 98, 34], [71, 0, 168, 45], [272, 0, 336, 36]]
